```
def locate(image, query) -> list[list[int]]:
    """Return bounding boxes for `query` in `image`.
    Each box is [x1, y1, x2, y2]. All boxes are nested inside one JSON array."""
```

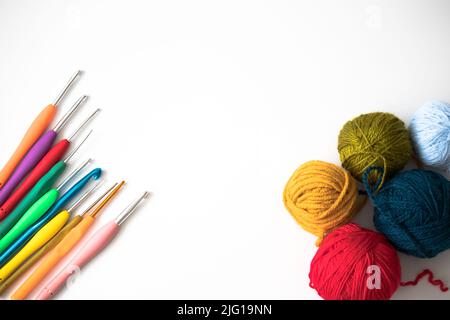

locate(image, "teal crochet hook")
[[0, 159, 91, 255], [0, 167, 102, 267]]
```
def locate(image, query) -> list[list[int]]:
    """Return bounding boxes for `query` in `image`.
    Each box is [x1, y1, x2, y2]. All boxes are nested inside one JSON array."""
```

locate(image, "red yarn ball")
[[309, 223, 401, 300]]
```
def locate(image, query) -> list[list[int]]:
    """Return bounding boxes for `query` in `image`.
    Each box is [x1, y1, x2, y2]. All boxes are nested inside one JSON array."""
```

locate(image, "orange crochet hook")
[[0, 71, 81, 189]]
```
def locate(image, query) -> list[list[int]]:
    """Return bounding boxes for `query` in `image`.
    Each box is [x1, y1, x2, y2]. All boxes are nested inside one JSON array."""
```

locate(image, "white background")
[[1, 0, 450, 300]]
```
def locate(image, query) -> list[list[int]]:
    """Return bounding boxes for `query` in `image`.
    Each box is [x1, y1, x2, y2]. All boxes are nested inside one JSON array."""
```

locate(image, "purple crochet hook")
[[0, 96, 87, 206]]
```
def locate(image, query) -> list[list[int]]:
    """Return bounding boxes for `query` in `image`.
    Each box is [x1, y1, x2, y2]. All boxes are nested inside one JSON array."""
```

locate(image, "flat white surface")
[[1, 0, 450, 300]]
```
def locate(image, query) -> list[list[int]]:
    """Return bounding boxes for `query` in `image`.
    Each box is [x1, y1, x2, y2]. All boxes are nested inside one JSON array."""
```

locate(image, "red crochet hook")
[[0, 109, 99, 220]]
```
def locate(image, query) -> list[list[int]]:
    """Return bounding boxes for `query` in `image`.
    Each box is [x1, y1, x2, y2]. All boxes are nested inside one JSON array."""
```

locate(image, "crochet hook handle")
[[37, 221, 120, 300]]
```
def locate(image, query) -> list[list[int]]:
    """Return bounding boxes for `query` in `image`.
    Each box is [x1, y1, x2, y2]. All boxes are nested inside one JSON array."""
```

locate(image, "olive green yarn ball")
[[338, 112, 412, 182]]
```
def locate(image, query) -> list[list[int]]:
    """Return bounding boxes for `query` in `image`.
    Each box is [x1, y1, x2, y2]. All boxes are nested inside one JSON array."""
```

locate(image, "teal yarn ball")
[[363, 167, 450, 258], [409, 101, 450, 170]]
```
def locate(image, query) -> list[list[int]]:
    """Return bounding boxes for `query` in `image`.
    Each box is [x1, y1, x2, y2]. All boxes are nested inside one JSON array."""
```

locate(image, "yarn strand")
[[400, 269, 448, 292], [362, 166, 384, 198]]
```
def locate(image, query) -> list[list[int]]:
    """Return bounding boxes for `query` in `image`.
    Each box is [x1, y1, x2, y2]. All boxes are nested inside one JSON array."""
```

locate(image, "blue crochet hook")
[[0, 168, 102, 266]]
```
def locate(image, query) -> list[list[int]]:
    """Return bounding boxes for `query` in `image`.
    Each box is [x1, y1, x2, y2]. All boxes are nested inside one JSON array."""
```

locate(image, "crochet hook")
[[12, 181, 125, 300], [0, 168, 102, 266], [0, 109, 99, 218], [36, 191, 149, 299], [0, 71, 81, 189], [0, 182, 106, 283], [0, 160, 91, 256], [0, 95, 88, 206]]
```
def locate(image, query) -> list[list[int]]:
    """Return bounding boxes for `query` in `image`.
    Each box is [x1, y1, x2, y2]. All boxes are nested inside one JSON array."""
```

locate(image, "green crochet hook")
[[0, 159, 91, 254], [0, 133, 91, 239]]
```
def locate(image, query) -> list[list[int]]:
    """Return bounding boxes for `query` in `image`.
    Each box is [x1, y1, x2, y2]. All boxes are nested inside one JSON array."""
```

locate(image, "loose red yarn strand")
[[400, 269, 448, 292]]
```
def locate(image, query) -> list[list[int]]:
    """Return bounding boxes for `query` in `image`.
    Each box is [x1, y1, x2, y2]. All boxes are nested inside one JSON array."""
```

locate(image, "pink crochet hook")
[[35, 191, 150, 300]]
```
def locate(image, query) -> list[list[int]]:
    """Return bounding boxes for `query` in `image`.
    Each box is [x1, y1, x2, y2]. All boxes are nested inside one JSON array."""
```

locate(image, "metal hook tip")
[[143, 192, 151, 199]]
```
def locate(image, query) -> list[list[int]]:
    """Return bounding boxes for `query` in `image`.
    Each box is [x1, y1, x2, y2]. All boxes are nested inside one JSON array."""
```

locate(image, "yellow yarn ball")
[[283, 160, 365, 246], [338, 112, 412, 184]]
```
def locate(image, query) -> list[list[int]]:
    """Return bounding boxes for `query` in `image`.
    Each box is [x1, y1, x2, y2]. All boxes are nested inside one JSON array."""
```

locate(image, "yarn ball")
[[309, 223, 401, 300], [338, 112, 412, 185], [283, 160, 365, 245], [409, 101, 450, 170], [363, 167, 450, 258]]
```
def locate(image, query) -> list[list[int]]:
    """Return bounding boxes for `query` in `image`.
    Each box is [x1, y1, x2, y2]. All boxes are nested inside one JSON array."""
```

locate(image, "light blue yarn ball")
[[409, 101, 450, 170]]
